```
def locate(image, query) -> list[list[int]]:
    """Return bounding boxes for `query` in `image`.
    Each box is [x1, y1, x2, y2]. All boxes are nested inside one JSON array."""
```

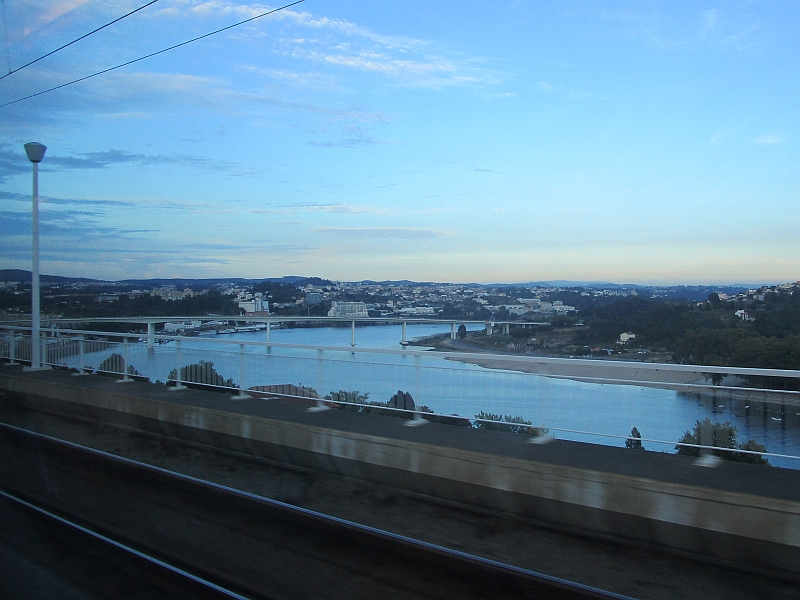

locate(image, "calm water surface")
[[69, 323, 800, 469]]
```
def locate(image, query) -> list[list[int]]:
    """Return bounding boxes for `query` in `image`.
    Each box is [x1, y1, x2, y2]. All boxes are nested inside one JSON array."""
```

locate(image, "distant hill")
[[0, 269, 101, 284], [0, 269, 774, 296], [0, 270, 332, 288]]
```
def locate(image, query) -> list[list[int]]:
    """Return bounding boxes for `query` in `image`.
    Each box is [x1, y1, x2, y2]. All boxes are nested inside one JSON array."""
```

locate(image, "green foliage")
[[325, 390, 392, 414], [625, 426, 644, 450], [754, 291, 800, 338], [576, 296, 729, 348], [44, 290, 239, 318], [676, 419, 769, 465], [251, 281, 300, 303], [324, 390, 371, 404], [473, 411, 548, 437], [457, 324, 467, 340], [675, 329, 800, 372]]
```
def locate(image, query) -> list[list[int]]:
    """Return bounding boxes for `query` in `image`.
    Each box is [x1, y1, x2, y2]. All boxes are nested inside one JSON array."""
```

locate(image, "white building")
[[164, 320, 201, 333], [238, 294, 268, 314], [328, 301, 369, 318], [397, 306, 436, 315], [619, 332, 636, 343]]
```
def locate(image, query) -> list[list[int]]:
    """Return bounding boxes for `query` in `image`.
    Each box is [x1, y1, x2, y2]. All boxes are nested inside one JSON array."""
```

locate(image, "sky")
[[0, 0, 798, 285]]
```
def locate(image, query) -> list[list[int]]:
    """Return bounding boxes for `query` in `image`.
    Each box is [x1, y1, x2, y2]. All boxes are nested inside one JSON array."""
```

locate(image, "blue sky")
[[0, 1, 798, 284]]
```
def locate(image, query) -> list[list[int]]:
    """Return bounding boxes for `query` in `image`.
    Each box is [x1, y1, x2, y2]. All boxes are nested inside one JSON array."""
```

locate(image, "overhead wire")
[[0, 0, 161, 81], [0, 0, 306, 108]]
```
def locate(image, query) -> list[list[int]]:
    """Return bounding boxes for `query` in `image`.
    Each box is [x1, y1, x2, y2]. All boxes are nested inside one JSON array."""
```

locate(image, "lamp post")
[[24, 142, 46, 370]]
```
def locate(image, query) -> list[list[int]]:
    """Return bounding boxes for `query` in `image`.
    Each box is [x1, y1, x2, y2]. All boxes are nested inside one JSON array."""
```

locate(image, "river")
[[67, 323, 800, 469]]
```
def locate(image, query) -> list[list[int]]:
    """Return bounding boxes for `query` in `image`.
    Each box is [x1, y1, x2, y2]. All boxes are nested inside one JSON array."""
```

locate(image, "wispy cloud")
[[150, 2, 503, 88], [314, 227, 445, 239], [709, 127, 735, 146], [534, 81, 596, 101], [0, 190, 137, 208], [591, 6, 760, 52], [0, 141, 255, 179], [251, 202, 388, 215], [752, 134, 789, 145]]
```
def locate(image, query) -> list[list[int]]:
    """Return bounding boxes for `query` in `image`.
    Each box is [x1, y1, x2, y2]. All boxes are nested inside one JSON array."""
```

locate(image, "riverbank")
[[412, 334, 800, 406]]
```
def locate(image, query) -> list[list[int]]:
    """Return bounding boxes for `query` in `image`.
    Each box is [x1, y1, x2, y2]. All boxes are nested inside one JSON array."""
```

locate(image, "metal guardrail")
[[1, 322, 799, 465]]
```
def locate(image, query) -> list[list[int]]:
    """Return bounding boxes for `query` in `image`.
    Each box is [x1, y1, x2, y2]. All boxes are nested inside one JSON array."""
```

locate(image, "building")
[[151, 288, 193, 301], [327, 301, 368, 318], [164, 321, 201, 333], [305, 292, 322, 304], [619, 332, 636, 344], [238, 294, 268, 314]]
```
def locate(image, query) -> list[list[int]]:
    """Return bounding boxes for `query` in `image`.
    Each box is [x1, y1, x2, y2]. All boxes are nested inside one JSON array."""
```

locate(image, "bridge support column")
[[450, 323, 456, 340], [503, 323, 510, 335], [147, 322, 155, 348], [266, 321, 271, 343], [485, 322, 493, 336], [351, 320, 356, 348], [401, 321, 407, 347]]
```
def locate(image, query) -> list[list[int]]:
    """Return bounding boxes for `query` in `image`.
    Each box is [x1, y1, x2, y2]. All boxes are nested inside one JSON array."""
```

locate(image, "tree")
[[676, 419, 768, 465], [457, 324, 467, 340], [625, 426, 644, 450]]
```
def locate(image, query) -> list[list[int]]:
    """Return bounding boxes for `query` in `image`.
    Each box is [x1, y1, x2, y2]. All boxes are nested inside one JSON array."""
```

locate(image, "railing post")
[[73, 335, 88, 376], [169, 338, 186, 391], [231, 343, 250, 400], [118, 336, 132, 382], [6, 332, 17, 365], [404, 408, 427, 427]]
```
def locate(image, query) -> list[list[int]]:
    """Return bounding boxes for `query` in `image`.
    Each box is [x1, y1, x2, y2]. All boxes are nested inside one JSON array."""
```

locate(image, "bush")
[[473, 411, 548, 437], [676, 419, 768, 465]]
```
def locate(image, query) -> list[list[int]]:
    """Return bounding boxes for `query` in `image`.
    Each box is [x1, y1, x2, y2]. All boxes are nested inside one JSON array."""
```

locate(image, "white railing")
[[2, 322, 800, 467]]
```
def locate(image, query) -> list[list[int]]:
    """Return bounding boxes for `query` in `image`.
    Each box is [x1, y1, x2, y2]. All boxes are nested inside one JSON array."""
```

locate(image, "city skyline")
[[1, 1, 799, 284]]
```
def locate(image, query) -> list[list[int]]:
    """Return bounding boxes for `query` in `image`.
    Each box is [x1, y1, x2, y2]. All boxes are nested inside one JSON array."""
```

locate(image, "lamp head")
[[24, 142, 47, 163]]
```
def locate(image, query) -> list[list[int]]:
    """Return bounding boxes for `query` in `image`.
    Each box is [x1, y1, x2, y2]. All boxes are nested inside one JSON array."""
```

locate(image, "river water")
[[68, 323, 800, 469]]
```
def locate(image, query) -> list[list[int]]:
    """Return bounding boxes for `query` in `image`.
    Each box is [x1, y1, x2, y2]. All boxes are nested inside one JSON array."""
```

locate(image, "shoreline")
[[412, 334, 800, 406]]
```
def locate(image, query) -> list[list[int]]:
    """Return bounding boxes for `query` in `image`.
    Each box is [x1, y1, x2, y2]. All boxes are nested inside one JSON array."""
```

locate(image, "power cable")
[[0, 0, 161, 81], [0, 0, 306, 108]]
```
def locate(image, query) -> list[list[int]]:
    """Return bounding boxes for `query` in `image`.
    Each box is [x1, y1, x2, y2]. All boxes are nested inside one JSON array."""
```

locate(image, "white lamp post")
[[24, 142, 46, 370]]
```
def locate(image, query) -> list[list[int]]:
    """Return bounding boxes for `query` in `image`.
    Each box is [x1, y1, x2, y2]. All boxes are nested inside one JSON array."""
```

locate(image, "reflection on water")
[[65, 324, 800, 469]]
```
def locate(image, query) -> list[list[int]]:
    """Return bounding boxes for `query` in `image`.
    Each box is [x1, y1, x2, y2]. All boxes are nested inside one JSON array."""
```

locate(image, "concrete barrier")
[[1, 366, 799, 579]]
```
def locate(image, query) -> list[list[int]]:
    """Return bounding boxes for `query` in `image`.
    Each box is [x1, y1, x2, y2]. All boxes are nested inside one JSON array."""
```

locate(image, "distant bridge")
[[3, 315, 552, 347]]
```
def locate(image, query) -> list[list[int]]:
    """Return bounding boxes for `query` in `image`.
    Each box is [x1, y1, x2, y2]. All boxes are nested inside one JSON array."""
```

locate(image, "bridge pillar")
[[266, 321, 271, 343], [351, 320, 356, 347], [450, 323, 456, 340], [147, 322, 155, 348], [503, 323, 510, 335], [401, 321, 407, 347], [485, 322, 493, 336]]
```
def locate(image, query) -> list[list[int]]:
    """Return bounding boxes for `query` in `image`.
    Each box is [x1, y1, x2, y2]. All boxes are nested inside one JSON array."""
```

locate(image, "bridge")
[[1, 314, 551, 346]]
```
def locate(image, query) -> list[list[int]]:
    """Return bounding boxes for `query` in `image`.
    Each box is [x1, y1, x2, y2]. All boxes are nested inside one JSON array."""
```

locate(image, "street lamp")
[[24, 142, 46, 370]]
